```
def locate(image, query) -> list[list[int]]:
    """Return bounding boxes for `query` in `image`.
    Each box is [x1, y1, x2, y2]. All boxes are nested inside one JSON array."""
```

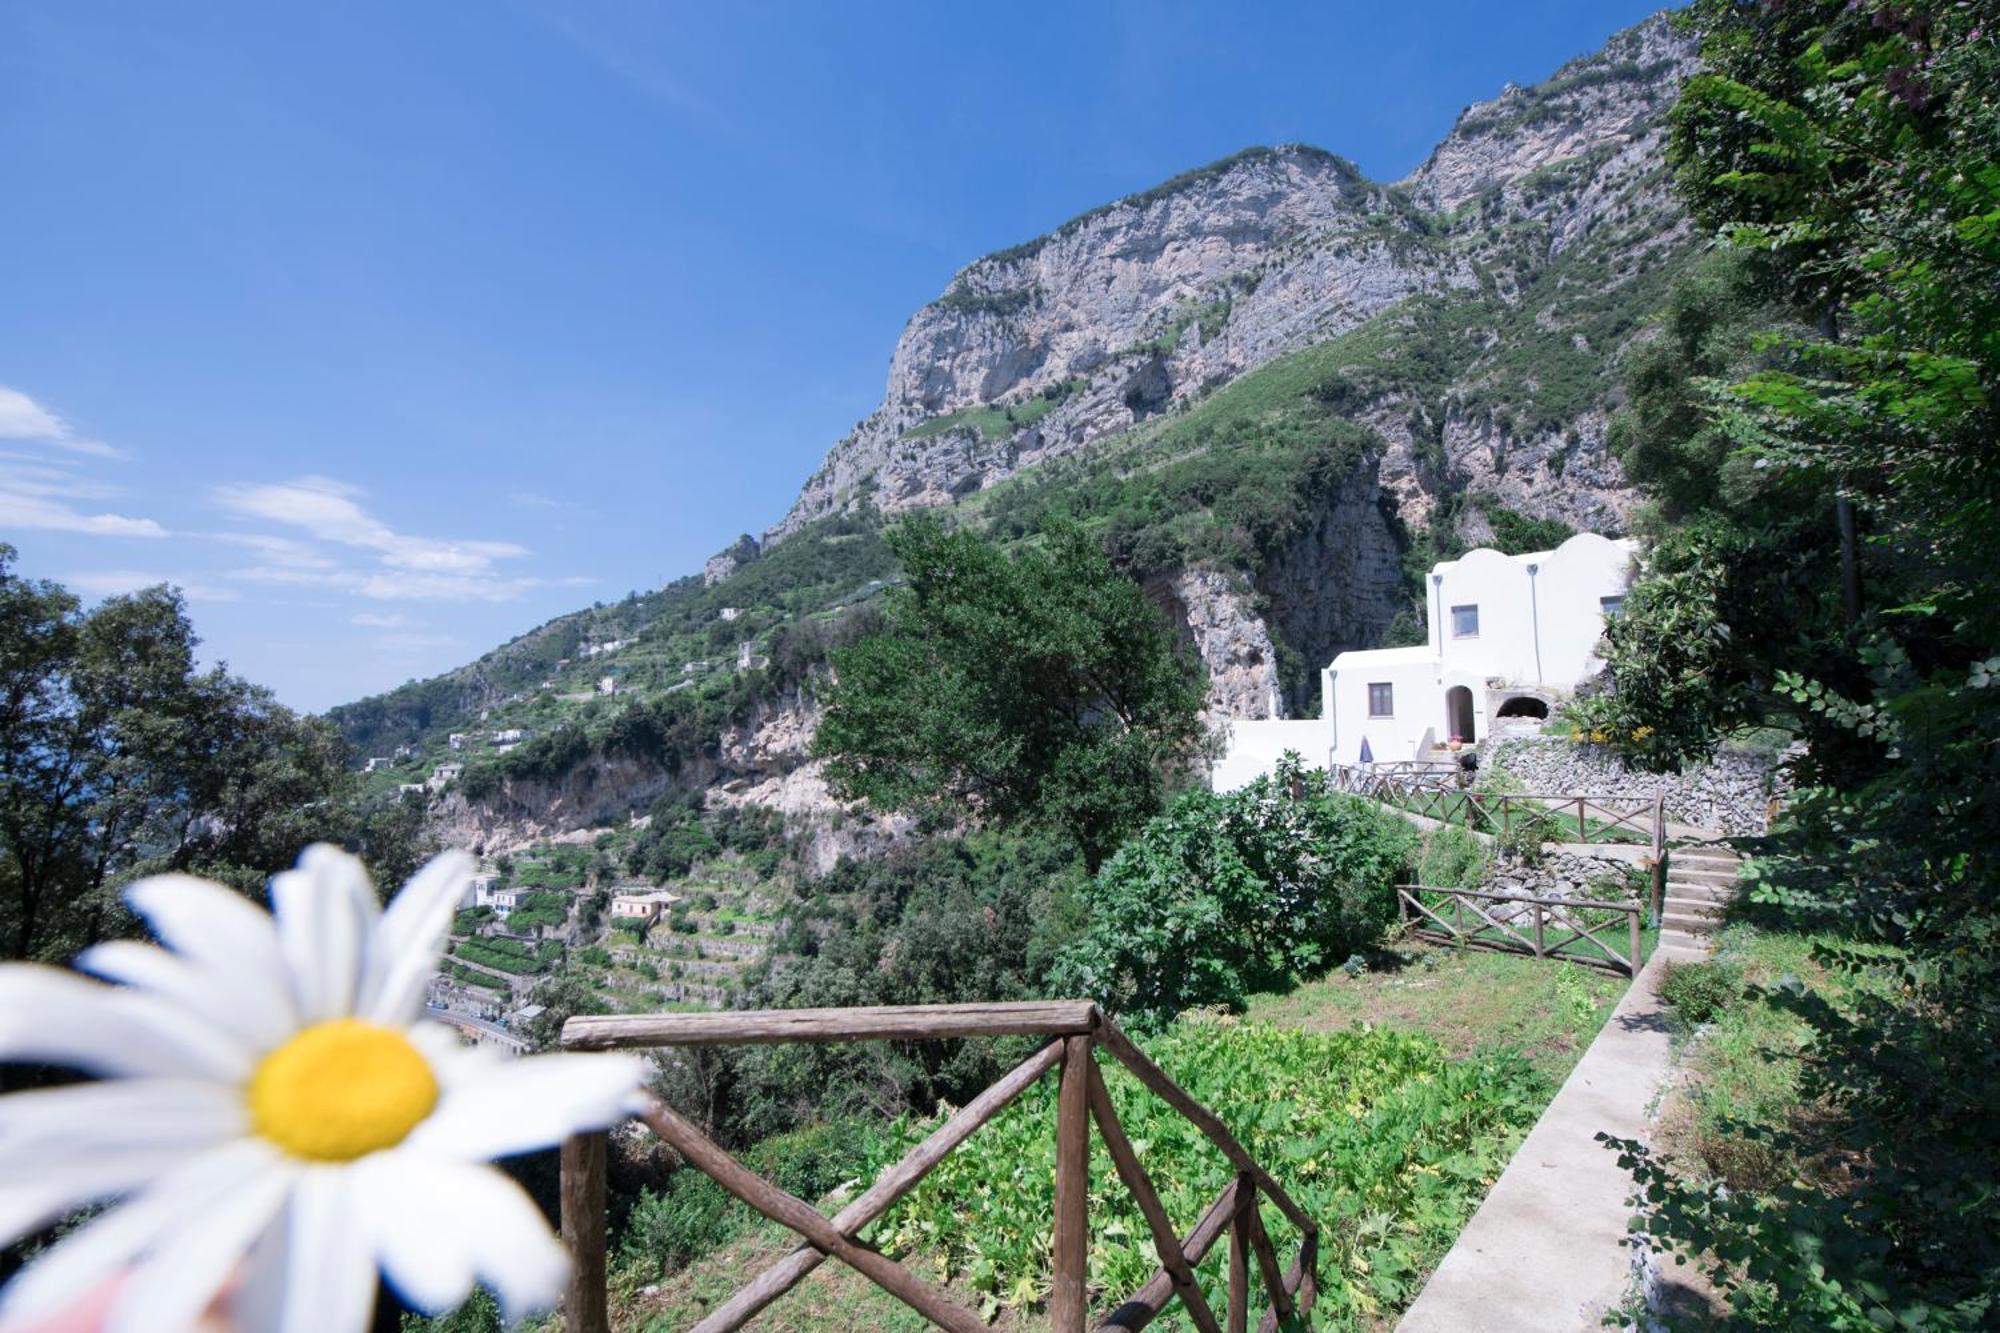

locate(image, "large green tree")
[[814, 516, 1206, 869], [1594, 5, 2000, 1325], [0, 546, 425, 963]]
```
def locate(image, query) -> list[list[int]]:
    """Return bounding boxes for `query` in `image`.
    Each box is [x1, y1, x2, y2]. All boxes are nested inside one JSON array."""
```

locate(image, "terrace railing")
[[1329, 764, 1670, 927], [557, 1002, 1319, 1333], [1397, 883, 1645, 976]]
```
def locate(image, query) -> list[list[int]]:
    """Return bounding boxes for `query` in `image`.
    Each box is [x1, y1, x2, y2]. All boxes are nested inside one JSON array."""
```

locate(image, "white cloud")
[[0, 389, 159, 537], [215, 476, 529, 575], [351, 611, 412, 628], [0, 386, 124, 459], [508, 489, 592, 516], [209, 531, 338, 570], [66, 569, 240, 603], [0, 455, 121, 502], [0, 491, 168, 538]]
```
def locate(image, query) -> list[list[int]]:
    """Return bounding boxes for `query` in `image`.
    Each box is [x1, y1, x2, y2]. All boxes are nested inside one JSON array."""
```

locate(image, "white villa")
[[1213, 533, 1637, 787]]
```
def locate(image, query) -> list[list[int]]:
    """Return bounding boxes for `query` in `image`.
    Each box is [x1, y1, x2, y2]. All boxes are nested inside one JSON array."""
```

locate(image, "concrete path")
[[1397, 938, 1707, 1332]]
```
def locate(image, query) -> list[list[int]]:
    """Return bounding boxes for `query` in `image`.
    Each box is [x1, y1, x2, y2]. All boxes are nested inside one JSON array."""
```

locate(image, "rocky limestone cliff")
[[766, 15, 1694, 549], [1156, 570, 1285, 721], [356, 15, 1708, 862]]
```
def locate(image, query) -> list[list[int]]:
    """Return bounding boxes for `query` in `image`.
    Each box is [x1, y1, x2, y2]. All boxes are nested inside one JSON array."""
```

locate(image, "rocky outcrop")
[[767, 15, 1696, 548], [704, 535, 761, 587], [1254, 460, 1406, 711], [1157, 570, 1285, 720], [1400, 17, 1697, 212]]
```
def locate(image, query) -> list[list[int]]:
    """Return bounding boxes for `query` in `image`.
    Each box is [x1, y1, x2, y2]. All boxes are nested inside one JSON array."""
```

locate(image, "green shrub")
[[1054, 756, 1418, 1028], [1658, 960, 1741, 1027], [1417, 825, 1488, 888], [1494, 809, 1555, 867], [616, 1117, 890, 1281]]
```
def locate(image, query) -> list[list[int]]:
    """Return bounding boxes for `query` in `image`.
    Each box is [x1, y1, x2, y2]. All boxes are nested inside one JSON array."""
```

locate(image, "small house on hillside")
[[1327, 534, 1637, 763], [1212, 533, 1637, 787], [609, 889, 680, 928]]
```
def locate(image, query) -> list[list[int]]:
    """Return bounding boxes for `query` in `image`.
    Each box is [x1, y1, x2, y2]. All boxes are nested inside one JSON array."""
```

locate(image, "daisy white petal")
[[105, 1148, 294, 1333], [231, 1168, 377, 1333], [78, 939, 294, 1052], [0, 1139, 284, 1325], [355, 1153, 568, 1321], [0, 1079, 243, 1241], [0, 1151, 188, 1252], [406, 1051, 645, 1161], [271, 845, 380, 1023], [0, 965, 253, 1081], [124, 873, 299, 1032], [359, 850, 473, 1027]]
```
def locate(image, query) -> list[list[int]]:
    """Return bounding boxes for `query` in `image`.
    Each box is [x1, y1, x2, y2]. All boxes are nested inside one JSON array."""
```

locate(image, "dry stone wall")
[[1488, 735, 1787, 836]]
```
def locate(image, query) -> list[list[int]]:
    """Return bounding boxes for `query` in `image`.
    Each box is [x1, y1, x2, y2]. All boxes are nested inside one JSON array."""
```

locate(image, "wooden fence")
[[558, 1002, 1318, 1333], [1397, 883, 1646, 976], [1330, 765, 1670, 927]]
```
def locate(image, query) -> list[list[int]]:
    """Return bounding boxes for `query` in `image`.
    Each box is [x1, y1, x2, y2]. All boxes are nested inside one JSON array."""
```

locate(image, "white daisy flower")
[[0, 845, 646, 1333]]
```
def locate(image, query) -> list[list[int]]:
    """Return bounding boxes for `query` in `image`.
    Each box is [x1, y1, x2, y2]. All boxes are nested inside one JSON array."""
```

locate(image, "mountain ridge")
[[329, 12, 1698, 856]]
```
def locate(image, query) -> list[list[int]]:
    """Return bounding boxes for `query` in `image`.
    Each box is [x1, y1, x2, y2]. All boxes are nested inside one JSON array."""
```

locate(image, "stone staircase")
[[1659, 844, 1742, 953]]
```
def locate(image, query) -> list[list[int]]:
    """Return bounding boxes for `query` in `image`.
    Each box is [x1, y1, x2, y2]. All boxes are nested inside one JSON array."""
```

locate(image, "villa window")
[[1368, 682, 1394, 717], [1600, 594, 1626, 619], [1451, 604, 1480, 638]]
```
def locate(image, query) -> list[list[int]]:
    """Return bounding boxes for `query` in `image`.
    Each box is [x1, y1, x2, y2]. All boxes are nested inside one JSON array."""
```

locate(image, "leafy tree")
[[1053, 756, 1417, 1029], [0, 549, 423, 964], [1595, 5, 2000, 1325], [814, 516, 1205, 868]]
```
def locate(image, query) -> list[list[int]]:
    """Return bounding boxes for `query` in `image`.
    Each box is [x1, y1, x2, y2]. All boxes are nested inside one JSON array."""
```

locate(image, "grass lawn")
[[1243, 937, 1630, 1083]]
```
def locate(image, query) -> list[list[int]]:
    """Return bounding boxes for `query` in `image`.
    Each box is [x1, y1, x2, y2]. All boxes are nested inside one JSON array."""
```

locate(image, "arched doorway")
[[1495, 695, 1550, 720], [1445, 686, 1476, 744]]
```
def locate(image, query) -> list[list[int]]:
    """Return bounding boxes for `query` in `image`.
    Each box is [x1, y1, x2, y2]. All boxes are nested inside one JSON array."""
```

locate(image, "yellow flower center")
[[248, 1019, 439, 1162]]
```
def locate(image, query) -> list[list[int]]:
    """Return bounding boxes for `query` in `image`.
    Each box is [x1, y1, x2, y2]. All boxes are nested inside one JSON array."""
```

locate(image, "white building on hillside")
[[1327, 533, 1636, 764], [1212, 533, 1637, 787], [609, 889, 680, 927]]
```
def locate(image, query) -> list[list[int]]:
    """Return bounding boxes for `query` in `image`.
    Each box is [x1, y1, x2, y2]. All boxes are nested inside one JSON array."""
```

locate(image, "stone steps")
[[1666, 865, 1740, 886], [1657, 843, 1741, 949], [1663, 881, 1732, 904]]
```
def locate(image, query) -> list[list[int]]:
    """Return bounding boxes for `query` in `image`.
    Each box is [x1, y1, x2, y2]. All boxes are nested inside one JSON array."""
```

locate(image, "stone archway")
[[1495, 695, 1550, 720], [1445, 685, 1476, 744]]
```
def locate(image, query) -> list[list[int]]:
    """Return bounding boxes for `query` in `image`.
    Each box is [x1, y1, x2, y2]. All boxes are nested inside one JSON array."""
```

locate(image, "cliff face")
[[769, 15, 1695, 547], [339, 15, 1703, 846]]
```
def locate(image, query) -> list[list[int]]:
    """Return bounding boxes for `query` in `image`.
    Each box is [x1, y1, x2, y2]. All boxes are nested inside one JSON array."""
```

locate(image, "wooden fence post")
[[1649, 792, 1667, 928], [1534, 903, 1545, 959], [560, 1130, 609, 1333], [1228, 1178, 1251, 1333], [1629, 908, 1643, 978], [1051, 1033, 1093, 1333], [1577, 797, 1588, 842]]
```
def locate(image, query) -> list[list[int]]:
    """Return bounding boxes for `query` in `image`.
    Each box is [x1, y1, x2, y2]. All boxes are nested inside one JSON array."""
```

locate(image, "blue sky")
[[0, 0, 1665, 712]]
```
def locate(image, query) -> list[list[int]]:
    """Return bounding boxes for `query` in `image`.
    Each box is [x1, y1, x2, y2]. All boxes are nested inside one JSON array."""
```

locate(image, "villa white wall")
[[1434, 548, 1540, 683], [1209, 719, 1331, 791], [1326, 649, 1437, 766], [1533, 533, 1635, 685]]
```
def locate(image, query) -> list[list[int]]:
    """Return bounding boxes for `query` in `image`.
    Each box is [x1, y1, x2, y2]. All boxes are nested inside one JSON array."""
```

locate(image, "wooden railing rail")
[[1328, 763, 1670, 858], [557, 1001, 1318, 1333], [1396, 882, 1645, 977]]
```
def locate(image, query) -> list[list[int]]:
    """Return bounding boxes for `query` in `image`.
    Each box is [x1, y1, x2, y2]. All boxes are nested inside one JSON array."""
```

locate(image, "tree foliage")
[[0, 548, 424, 966], [814, 515, 1206, 868], [1594, 5, 2000, 1324], [1053, 757, 1418, 1029]]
